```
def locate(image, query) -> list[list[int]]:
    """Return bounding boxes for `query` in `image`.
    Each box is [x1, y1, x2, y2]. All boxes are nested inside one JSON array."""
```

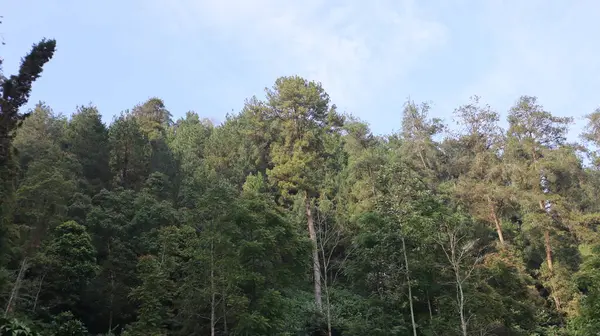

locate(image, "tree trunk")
[[222, 291, 228, 336], [305, 196, 322, 310], [122, 144, 129, 187], [551, 287, 562, 312], [321, 251, 332, 336], [210, 240, 216, 336], [211, 291, 216, 336], [457, 277, 468, 336], [533, 151, 554, 271], [544, 228, 562, 311], [453, 258, 468, 336], [488, 199, 505, 246], [419, 151, 427, 169], [108, 241, 115, 335], [537, 187, 560, 309], [544, 230, 553, 272], [539, 200, 554, 272], [402, 236, 418, 336], [427, 291, 433, 321], [325, 284, 332, 336], [4, 257, 28, 316], [32, 272, 45, 313]]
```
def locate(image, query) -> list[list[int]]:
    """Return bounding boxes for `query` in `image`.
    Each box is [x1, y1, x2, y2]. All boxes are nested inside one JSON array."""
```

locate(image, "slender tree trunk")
[[222, 290, 228, 336], [537, 185, 561, 310], [4, 257, 28, 316], [401, 236, 418, 336], [457, 275, 468, 336], [108, 241, 115, 335], [551, 286, 562, 311], [211, 290, 216, 336], [122, 144, 129, 187], [539, 200, 554, 272], [443, 232, 469, 336], [210, 240, 216, 336], [543, 225, 560, 311], [324, 284, 332, 336], [108, 311, 113, 336], [321, 248, 332, 336], [451, 254, 468, 336], [305, 195, 322, 310], [488, 199, 505, 246], [534, 147, 554, 272], [32, 272, 45, 313], [533, 150, 550, 262], [544, 230, 553, 271], [108, 270, 115, 335], [368, 166, 376, 197], [427, 291, 433, 321], [418, 149, 428, 170]]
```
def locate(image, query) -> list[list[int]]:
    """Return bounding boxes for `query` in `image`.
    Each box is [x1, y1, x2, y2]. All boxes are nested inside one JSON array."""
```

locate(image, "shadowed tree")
[[0, 38, 56, 262], [65, 105, 111, 194]]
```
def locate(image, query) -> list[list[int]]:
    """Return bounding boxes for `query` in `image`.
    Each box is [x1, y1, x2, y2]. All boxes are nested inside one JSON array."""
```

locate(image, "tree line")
[[2, 37, 600, 336]]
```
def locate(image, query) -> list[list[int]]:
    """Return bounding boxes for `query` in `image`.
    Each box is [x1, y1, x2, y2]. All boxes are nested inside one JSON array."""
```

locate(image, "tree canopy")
[[3, 39, 600, 335]]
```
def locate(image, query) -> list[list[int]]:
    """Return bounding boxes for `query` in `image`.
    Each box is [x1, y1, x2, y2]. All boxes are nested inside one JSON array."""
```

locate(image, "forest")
[[2, 36, 600, 336]]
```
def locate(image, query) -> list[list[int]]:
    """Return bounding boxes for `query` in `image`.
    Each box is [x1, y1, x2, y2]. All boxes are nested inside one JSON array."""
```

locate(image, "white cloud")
[[144, 0, 600, 139], [145, 0, 448, 111]]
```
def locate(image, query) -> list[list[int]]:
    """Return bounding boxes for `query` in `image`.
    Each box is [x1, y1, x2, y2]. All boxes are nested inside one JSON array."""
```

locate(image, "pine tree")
[[0, 38, 56, 263]]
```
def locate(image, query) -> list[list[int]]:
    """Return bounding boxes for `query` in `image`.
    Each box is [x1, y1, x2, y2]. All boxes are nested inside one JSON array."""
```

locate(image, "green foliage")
[[266, 75, 341, 198], [3, 73, 600, 336], [40, 221, 98, 311], [0, 317, 39, 336], [124, 255, 173, 336], [568, 244, 600, 335], [0, 39, 56, 260], [0, 38, 56, 166], [49, 312, 87, 336], [108, 114, 151, 190], [65, 105, 111, 194]]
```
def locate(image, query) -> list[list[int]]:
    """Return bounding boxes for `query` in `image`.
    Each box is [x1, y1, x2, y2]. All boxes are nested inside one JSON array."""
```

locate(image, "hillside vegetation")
[[3, 39, 600, 336]]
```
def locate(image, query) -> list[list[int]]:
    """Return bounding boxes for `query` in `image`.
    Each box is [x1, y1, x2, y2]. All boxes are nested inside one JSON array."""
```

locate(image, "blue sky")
[[2, 0, 600, 138]]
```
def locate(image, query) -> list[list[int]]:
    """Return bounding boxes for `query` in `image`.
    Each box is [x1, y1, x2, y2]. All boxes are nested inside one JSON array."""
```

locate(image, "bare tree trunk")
[[4, 257, 28, 316], [544, 230, 553, 272], [222, 291, 228, 336], [108, 270, 115, 335], [456, 268, 468, 336], [551, 285, 562, 311], [210, 240, 216, 336], [211, 291, 216, 336], [108, 311, 113, 336], [418, 149, 428, 170], [402, 236, 418, 336], [321, 248, 332, 336], [533, 149, 554, 271], [122, 145, 128, 187], [538, 194, 561, 311], [488, 199, 505, 245], [538, 200, 553, 272], [438, 228, 480, 336], [427, 291, 433, 321], [324, 284, 332, 336], [32, 272, 45, 313], [542, 222, 561, 311], [305, 196, 322, 310], [108, 241, 115, 335], [317, 207, 354, 336], [319, 227, 333, 336]]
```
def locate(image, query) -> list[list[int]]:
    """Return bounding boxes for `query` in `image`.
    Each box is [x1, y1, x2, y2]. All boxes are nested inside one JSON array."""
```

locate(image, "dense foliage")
[[3, 39, 600, 335]]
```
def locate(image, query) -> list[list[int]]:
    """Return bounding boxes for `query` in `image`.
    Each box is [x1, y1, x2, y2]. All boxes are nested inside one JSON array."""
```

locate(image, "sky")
[[2, 0, 600, 138]]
